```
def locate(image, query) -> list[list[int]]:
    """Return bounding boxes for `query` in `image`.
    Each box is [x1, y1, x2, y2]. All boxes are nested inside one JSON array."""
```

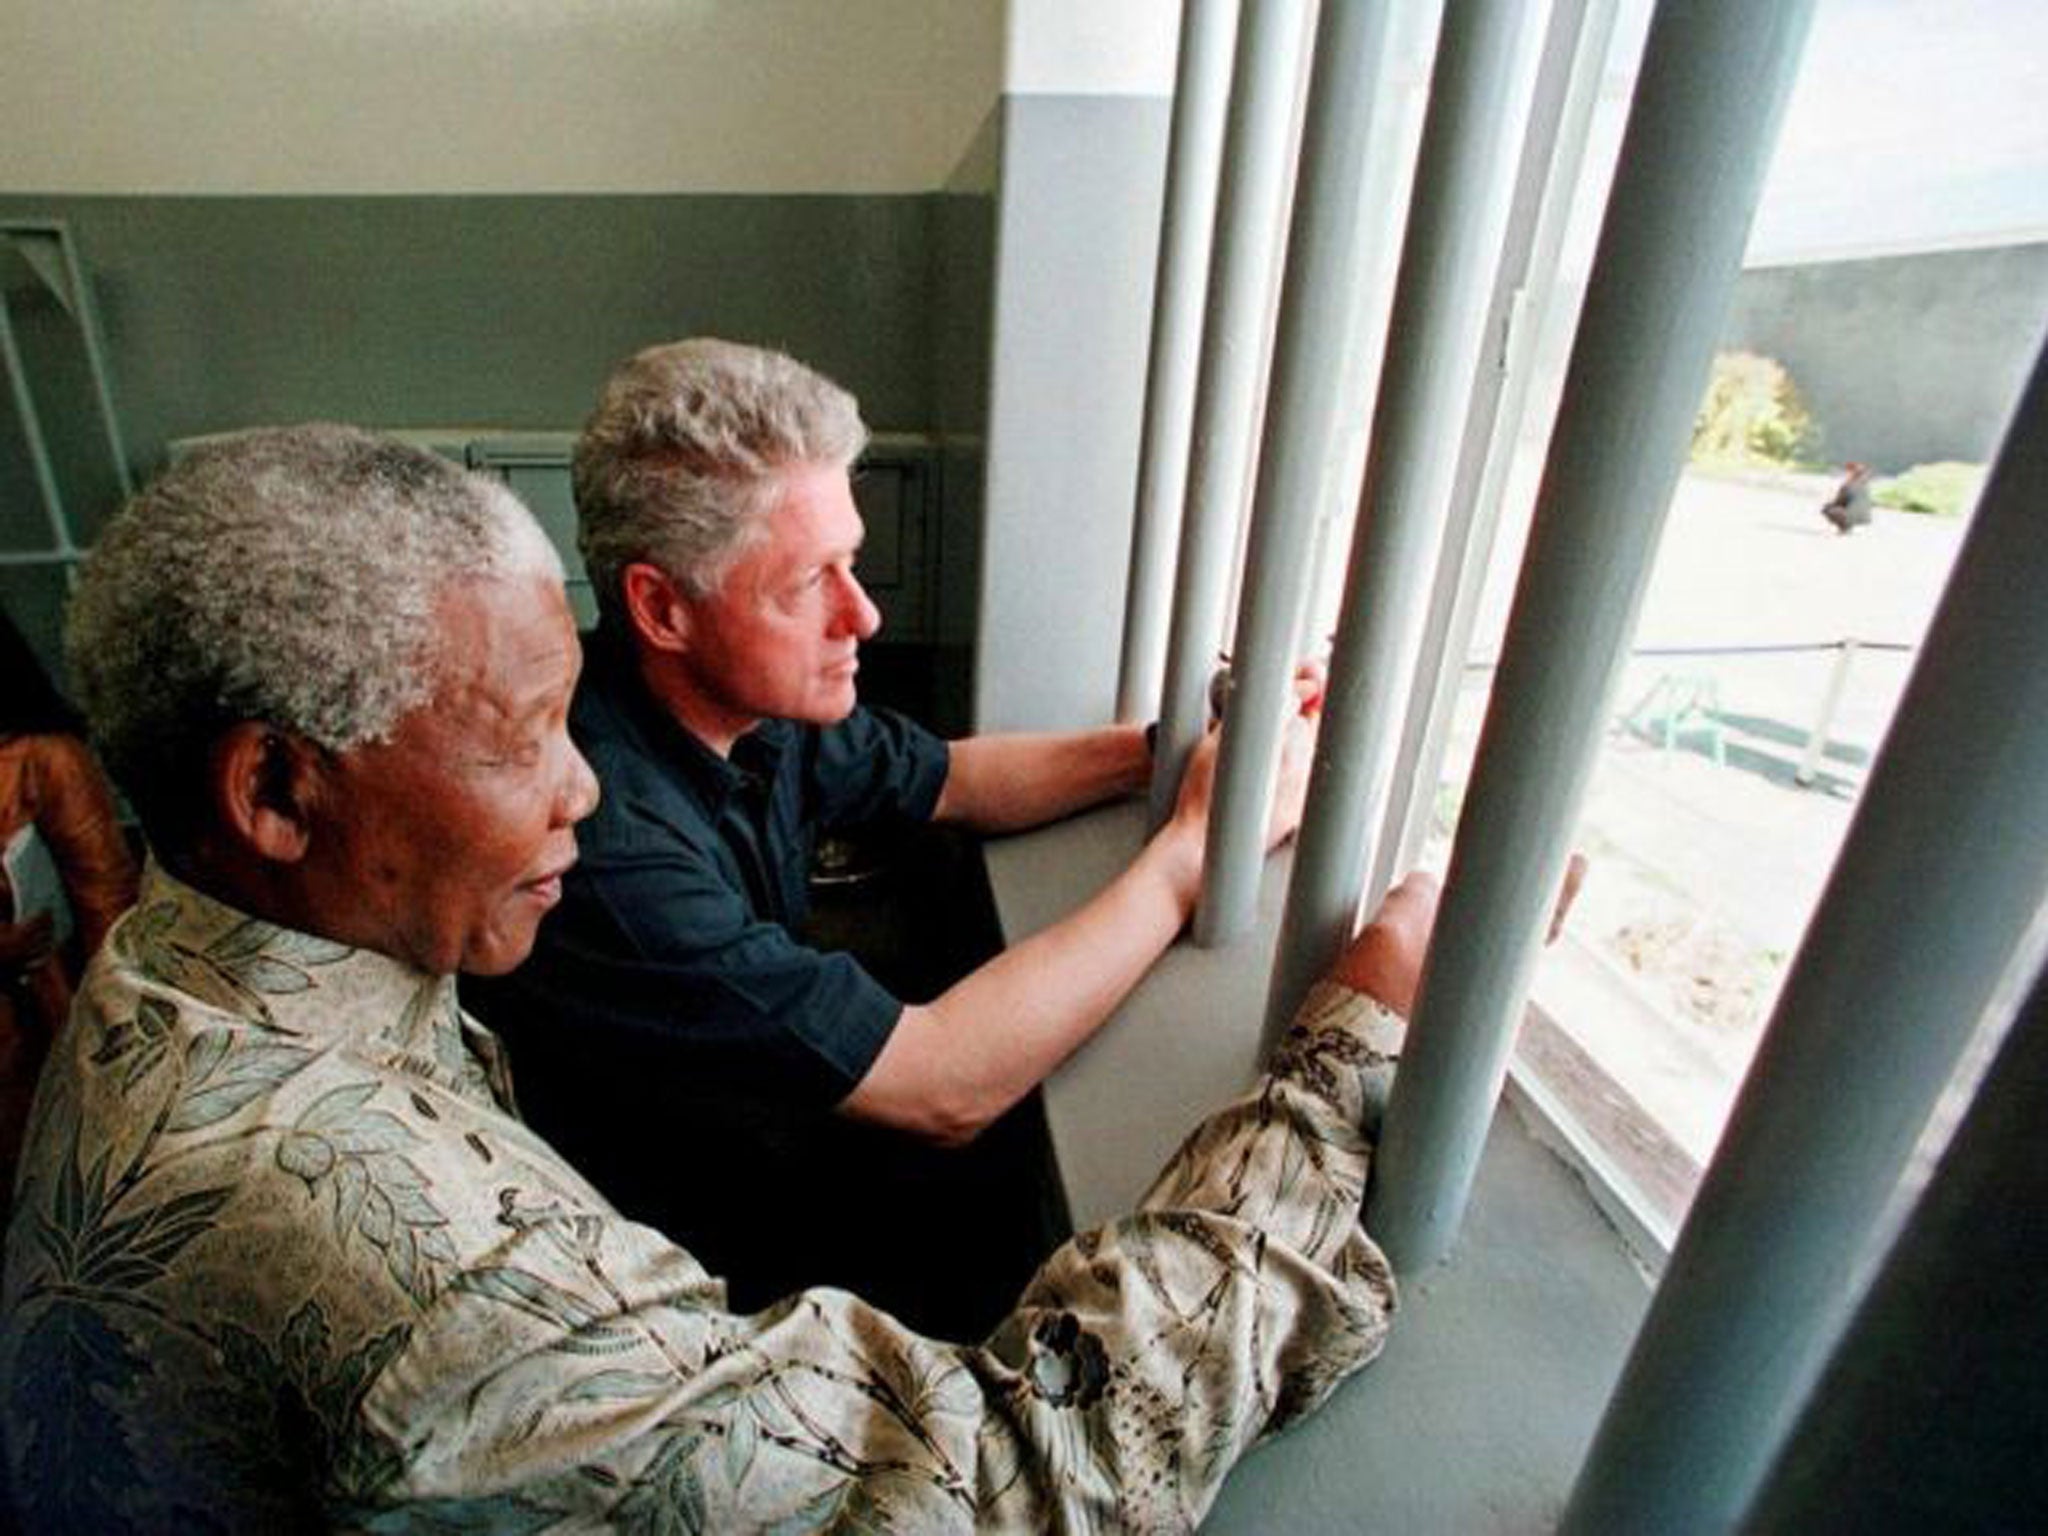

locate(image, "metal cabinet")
[[462, 433, 593, 626], [847, 432, 937, 645]]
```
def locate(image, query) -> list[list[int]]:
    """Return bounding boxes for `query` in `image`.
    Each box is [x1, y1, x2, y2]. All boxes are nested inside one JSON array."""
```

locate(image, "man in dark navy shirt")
[[470, 338, 1319, 1333]]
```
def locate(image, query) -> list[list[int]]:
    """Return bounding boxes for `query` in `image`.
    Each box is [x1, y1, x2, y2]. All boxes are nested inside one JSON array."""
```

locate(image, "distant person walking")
[[1821, 461, 1874, 535]]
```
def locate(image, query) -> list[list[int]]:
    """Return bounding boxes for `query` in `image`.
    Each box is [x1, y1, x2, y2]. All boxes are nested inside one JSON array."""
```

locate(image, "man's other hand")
[[1330, 854, 1586, 1017], [1329, 873, 1440, 1017]]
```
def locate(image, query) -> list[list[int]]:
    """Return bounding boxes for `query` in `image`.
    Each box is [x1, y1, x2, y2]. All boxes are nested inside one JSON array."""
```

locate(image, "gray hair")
[[68, 423, 562, 849], [573, 337, 867, 619]]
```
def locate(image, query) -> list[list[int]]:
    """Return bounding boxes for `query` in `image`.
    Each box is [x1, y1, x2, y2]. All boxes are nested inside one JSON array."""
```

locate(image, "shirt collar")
[[581, 619, 794, 817], [122, 862, 513, 1110]]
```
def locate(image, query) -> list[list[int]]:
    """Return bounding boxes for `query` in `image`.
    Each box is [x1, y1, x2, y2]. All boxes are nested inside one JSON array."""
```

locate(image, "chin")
[[462, 930, 541, 977], [793, 692, 858, 725]]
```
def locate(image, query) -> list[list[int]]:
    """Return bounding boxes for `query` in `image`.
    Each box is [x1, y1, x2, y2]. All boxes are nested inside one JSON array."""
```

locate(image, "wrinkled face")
[[309, 574, 600, 976], [679, 462, 882, 734]]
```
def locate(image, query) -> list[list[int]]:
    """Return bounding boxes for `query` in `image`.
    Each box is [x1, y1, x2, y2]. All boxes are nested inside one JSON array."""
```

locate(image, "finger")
[[1331, 871, 1440, 1012], [1292, 660, 1327, 715], [1378, 870, 1441, 935]]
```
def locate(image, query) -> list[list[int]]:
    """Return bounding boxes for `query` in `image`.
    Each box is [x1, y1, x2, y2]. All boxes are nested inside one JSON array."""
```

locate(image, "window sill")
[[981, 799, 1653, 1531]]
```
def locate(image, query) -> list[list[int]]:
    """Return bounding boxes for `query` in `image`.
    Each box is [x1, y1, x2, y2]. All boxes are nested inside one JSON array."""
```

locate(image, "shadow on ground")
[[1713, 709, 1871, 766]]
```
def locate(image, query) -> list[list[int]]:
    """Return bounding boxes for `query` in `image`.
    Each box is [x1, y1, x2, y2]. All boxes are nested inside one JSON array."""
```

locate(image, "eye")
[[494, 738, 544, 769]]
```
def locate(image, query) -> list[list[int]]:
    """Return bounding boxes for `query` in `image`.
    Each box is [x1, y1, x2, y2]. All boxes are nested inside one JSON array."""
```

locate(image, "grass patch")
[[1873, 460, 1986, 518]]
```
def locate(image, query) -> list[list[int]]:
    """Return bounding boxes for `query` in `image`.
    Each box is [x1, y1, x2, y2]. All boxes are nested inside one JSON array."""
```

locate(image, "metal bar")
[[1625, 638, 1911, 657], [1562, 326, 2048, 1534], [0, 293, 73, 554], [1376, 0, 1619, 896], [1119, 0, 1241, 725], [1366, 0, 1818, 1273], [54, 222, 135, 496], [1738, 959, 2048, 1533], [1292, 5, 1449, 667], [1792, 637, 1855, 786], [1259, 0, 1528, 1007], [1194, 0, 1404, 946], [5, 229, 76, 318], [1148, 0, 1314, 828]]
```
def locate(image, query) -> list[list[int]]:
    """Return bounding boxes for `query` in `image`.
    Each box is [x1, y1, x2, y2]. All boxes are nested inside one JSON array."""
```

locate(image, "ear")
[[621, 561, 693, 655], [210, 723, 322, 863]]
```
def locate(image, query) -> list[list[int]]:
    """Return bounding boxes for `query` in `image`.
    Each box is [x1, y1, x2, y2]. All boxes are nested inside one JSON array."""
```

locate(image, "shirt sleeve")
[[358, 981, 1403, 1532], [28, 735, 139, 963], [806, 706, 951, 831]]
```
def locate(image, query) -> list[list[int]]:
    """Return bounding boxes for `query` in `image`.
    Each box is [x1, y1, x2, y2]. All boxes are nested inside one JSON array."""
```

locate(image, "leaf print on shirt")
[[165, 1027, 320, 1133], [448, 1266, 642, 1356], [7, 1116, 237, 1532], [88, 994, 182, 1092], [185, 1298, 412, 1519], [347, 1491, 574, 1535], [23, 1111, 235, 1298], [275, 1082, 456, 1307], [120, 898, 351, 1029], [383, 978, 496, 1106], [8, 1299, 150, 1533], [610, 1427, 709, 1535], [757, 1469, 934, 1536]]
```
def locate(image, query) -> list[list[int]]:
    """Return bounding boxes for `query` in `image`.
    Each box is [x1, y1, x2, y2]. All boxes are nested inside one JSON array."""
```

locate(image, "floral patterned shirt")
[[1, 864, 1400, 1533]]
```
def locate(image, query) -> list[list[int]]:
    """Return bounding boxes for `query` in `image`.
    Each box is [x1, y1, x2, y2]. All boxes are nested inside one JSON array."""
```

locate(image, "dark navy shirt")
[[466, 627, 954, 1309]]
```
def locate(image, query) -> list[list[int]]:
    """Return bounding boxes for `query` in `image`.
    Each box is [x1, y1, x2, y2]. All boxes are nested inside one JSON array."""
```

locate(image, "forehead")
[[751, 464, 862, 564], [427, 576, 579, 714]]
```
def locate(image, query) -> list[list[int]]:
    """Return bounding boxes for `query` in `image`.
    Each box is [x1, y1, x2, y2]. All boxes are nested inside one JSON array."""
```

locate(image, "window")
[[1399, 0, 2048, 1252]]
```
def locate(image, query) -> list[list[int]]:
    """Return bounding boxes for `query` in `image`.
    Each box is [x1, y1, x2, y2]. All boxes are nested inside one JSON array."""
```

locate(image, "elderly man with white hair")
[[0, 424, 1424, 1532]]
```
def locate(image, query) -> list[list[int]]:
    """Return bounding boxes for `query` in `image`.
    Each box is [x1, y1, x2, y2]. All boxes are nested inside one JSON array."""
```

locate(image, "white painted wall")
[[0, 0, 1003, 193], [973, 93, 1170, 731], [963, 3, 1184, 731], [1003, 0, 1179, 96]]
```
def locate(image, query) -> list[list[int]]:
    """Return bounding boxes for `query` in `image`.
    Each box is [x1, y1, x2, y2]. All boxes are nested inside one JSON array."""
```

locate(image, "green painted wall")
[[0, 190, 977, 699], [1, 193, 937, 506]]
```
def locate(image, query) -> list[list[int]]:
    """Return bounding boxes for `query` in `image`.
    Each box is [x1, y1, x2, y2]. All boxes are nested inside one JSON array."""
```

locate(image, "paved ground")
[[1429, 466, 1970, 1178]]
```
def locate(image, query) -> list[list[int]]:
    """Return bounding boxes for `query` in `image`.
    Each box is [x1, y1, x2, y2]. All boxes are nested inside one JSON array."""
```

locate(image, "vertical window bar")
[[1371, 0, 1618, 902], [1561, 330, 2048, 1535], [1365, 0, 1817, 1275], [1259, 0, 1529, 1014], [1147, 0, 1314, 829], [1737, 954, 2048, 1533], [1193, 0, 1404, 946], [1118, 0, 1241, 726]]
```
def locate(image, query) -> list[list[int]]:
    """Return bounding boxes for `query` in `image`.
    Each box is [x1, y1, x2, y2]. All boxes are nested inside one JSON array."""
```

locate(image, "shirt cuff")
[[1269, 979, 1407, 1136]]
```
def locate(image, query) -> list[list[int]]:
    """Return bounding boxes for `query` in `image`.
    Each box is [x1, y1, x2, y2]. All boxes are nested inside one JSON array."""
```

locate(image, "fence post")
[[1793, 637, 1857, 787]]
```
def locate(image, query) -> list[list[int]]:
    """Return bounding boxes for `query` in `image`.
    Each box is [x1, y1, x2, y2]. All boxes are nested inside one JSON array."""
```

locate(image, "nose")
[[554, 738, 602, 826], [837, 568, 882, 641]]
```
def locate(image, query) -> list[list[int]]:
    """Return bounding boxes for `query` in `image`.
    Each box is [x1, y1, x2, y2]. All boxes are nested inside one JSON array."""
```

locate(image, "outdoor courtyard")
[[1429, 464, 1970, 1219]]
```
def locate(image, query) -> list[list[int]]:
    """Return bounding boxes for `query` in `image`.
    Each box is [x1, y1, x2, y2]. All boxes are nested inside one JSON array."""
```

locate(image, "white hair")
[[573, 337, 868, 617], [68, 423, 562, 847]]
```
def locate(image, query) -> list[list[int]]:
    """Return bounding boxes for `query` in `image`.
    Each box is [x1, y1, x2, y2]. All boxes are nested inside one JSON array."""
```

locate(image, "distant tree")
[[1691, 350, 1818, 469]]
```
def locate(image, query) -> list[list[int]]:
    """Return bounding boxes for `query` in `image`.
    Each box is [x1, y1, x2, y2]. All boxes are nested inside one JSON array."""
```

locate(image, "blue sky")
[[1749, 0, 2048, 258]]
